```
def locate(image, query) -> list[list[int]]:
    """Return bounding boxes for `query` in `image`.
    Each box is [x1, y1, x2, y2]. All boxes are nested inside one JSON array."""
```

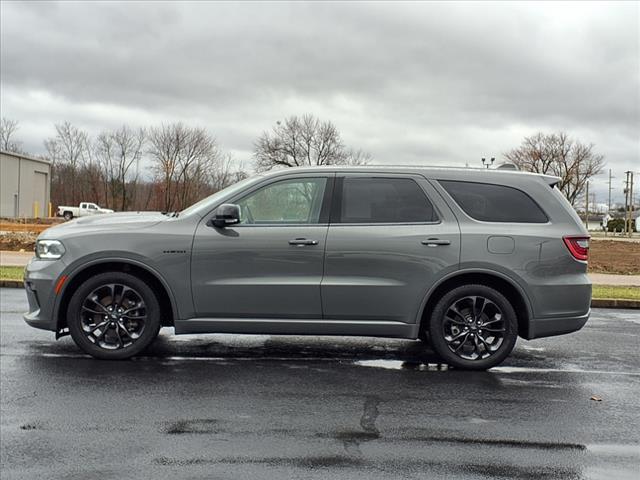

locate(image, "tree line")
[[1, 115, 370, 213], [1, 115, 605, 212]]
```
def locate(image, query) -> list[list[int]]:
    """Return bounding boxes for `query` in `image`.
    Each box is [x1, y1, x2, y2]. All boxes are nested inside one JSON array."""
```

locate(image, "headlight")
[[35, 240, 66, 260]]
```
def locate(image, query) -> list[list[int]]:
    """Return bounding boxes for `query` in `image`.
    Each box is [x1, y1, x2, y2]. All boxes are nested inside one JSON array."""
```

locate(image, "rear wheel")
[[63, 211, 73, 220], [428, 284, 518, 370], [67, 272, 161, 359]]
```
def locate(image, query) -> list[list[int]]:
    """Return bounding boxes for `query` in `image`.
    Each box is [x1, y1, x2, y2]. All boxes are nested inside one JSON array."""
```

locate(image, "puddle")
[[466, 417, 492, 424], [522, 345, 546, 352], [490, 366, 640, 376], [586, 444, 640, 456], [354, 360, 449, 371], [166, 419, 219, 434], [164, 334, 271, 347]]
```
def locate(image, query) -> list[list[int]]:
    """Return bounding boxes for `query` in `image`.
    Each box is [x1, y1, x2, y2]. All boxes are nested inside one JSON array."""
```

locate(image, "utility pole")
[[608, 169, 613, 213], [624, 171, 630, 235], [585, 181, 589, 230], [630, 172, 635, 237]]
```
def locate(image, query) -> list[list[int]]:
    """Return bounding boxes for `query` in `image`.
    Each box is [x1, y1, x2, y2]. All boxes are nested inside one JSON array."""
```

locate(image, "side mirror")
[[209, 204, 241, 228]]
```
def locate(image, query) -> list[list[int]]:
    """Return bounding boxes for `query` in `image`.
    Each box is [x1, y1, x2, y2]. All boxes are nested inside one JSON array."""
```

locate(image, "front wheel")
[[67, 272, 161, 359], [428, 284, 518, 370]]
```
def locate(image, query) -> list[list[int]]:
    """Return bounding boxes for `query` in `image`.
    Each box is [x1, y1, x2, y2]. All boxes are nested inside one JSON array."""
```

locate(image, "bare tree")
[[504, 132, 605, 205], [254, 114, 371, 171], [344, 148, 373, 166], [148, 123, 224, 212], [42, 120, 246, 213], [95, 126, 146, 211], [147, 123, 180, 212], [210, 154, 249, 191], [44, 122, 93, 206], [0, 118, 23, 152]]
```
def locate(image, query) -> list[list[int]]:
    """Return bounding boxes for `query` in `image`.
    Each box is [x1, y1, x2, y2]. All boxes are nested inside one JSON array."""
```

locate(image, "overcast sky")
[[1, 1, 638, 203]]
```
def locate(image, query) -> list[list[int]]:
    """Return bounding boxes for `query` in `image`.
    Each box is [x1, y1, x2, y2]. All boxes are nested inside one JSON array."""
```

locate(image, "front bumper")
[[23, 257, 66, 332]]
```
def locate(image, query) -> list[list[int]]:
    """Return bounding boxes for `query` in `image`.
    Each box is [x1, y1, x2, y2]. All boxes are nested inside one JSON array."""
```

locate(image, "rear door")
[[321, 174, 460, 324]]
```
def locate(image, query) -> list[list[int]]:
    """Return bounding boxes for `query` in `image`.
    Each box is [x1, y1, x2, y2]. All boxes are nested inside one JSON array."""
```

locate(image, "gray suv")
[[23, 166, 591, 369]]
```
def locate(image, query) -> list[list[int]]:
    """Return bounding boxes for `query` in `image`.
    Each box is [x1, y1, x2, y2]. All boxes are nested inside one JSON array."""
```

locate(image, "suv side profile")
[[23, 166, 591, 370]]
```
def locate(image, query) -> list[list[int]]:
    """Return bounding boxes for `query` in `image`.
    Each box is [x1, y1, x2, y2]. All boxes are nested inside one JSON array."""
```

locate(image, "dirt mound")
[[0, 232, 37, 251], [590, 240, 640, 275], [0, 217, 63, 225]]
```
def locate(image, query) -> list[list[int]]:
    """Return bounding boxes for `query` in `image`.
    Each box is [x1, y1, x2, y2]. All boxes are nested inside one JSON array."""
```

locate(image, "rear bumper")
[[525, 310, 590, 340]]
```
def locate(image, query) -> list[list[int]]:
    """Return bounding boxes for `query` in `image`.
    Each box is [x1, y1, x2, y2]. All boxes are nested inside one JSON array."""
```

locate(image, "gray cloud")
[[1, 1, 638, 202]]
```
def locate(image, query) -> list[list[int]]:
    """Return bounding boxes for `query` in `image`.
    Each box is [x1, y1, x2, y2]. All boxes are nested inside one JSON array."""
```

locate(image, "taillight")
[[563, 236, 590, 262]]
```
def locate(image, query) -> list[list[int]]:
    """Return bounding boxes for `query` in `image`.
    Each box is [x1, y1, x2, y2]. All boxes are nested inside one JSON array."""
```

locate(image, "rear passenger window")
[[439, 180, 548, 223], [338, 177, 437, 223]]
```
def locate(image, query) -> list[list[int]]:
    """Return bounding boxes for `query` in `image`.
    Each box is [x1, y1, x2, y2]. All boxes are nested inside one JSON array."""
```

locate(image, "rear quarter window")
[[439, 180, 548, 223]]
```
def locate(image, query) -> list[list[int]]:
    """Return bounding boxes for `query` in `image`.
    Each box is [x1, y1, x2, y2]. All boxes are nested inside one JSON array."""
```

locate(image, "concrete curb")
[[590, 298, 640, 309], [2, 280, 638, 308]]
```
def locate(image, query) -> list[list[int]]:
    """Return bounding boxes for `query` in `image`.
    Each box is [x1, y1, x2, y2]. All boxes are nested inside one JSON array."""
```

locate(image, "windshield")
[[179, 176, 259, 218]]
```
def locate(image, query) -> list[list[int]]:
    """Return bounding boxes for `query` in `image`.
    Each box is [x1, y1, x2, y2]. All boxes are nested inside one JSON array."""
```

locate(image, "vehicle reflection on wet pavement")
[[1, 288, 638, 479]]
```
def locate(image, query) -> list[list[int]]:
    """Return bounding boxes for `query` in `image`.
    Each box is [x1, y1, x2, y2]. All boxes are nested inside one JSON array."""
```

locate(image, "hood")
[[41, 211, 168, 238]]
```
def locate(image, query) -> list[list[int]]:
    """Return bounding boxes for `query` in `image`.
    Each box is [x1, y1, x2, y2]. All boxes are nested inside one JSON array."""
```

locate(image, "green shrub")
[[606, 218, 637, 232]]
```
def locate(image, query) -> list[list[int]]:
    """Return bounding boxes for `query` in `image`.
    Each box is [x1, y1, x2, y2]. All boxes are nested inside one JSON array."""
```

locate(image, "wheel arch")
[[418, 269, 534, 339], [54, 259, 177, 337]]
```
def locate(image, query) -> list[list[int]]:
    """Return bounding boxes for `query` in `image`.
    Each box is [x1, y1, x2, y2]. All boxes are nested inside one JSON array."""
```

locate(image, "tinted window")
[[237, 177, 327, 224], [338, 177, 437, 223], [439, 180, 548, 223]]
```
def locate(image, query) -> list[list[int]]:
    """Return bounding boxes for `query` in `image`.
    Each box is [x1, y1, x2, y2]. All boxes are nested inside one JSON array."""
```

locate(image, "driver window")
[[236, 178, 327, 224]]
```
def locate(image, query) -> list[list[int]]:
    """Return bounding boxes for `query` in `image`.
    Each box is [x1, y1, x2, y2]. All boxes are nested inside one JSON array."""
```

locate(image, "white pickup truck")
[[57, 202, 114, 220]]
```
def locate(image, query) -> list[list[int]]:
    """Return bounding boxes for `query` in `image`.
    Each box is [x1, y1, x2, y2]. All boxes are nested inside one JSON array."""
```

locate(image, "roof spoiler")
[[541, 175, 561, 187], [496, 163, 560, 187]]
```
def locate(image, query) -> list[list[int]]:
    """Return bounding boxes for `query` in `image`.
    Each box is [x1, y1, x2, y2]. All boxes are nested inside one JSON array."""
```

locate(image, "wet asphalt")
[[0, 287, 638, 480]]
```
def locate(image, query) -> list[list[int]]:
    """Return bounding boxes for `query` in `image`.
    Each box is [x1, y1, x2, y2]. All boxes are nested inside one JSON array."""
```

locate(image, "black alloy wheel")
[[428, 284, 518, 370], [68, 272, 161, 359]]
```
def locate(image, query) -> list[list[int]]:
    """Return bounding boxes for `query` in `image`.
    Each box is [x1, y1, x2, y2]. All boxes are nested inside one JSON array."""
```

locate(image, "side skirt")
[[174, 318, 418, 339]]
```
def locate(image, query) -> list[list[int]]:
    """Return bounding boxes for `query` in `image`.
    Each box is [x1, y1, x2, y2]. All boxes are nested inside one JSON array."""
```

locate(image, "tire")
[[428, 284, 518, 370], [67, 272, 161, 360], [63, 211, 73, 221], [418, 331, 431, 343]]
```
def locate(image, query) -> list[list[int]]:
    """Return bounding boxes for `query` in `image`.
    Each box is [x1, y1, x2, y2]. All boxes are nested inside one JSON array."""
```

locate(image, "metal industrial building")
[[0, 150, 51, 218]]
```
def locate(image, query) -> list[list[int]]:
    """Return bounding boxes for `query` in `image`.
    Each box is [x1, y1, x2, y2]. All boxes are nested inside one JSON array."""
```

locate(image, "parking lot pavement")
[[1, 287, 639, 480]]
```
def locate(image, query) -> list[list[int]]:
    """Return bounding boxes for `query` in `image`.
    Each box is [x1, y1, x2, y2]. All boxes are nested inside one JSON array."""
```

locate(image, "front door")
[[191, 174, 333, 319], [322, 174, 460, 324]]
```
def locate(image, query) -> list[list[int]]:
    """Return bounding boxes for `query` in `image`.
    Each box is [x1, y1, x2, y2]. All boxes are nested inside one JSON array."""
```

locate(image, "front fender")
[[52, 252, 185, 333]]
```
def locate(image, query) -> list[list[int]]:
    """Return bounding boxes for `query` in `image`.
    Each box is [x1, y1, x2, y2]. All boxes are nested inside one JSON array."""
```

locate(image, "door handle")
[[288, 238, 319, 246], [421, 238, 451, 247]]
